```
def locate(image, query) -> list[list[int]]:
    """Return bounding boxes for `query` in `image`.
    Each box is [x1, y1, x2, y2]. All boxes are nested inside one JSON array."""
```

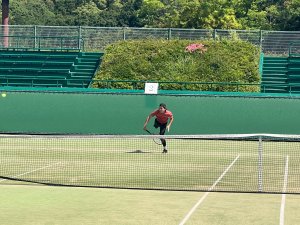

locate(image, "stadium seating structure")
[[0, 50, 103, 88], [262, 55, 300, 93]]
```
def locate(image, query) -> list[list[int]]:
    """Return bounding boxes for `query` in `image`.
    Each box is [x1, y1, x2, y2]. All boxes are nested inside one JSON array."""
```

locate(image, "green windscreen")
[[1, 90, 300, 134]]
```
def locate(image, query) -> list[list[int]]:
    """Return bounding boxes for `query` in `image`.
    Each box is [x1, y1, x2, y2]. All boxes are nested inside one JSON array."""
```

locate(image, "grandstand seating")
[[261, 56, 288, 93], [287, 57, 300, 92], [0, 51, 103, 88], [262, 55, 300, 93]]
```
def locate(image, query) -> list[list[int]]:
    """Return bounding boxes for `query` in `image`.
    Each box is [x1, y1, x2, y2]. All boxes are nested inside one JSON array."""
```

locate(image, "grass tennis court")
[[1, 134, 300, 224], [1, 185, 300, 225], [1, 135, 300, 194]]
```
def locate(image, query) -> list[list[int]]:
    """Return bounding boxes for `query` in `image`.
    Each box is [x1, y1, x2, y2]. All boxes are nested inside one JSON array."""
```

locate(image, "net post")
[[258, 136, 263, 192]]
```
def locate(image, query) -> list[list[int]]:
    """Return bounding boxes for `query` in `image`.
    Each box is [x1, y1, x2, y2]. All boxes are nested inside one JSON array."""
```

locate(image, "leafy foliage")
[[10, 0, 56, 25], [7, 0, 300, 31], [94, 40, 260, 92]]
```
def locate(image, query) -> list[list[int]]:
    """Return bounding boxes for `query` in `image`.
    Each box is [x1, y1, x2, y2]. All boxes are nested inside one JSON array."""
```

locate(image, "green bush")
[[93, 39, 260, 92]]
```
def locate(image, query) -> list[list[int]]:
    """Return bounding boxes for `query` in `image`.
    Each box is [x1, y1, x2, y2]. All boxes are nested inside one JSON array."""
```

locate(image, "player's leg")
[[153, 119, 159, 129], [159, 123, 167, 153]]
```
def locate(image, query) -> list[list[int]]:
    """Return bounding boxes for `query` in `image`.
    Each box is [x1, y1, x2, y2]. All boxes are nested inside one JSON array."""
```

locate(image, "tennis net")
[[0, 133, 299, 194]]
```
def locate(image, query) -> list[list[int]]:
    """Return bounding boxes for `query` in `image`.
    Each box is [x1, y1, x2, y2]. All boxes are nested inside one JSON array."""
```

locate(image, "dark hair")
[[159, 103, 167, 109]]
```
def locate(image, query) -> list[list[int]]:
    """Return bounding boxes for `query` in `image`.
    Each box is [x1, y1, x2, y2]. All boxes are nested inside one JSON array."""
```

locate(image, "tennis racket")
[[145, 129, 162, 145]]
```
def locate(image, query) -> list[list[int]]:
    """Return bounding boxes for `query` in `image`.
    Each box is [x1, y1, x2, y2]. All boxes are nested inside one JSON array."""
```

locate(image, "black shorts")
[[154, 119, 167, 135]]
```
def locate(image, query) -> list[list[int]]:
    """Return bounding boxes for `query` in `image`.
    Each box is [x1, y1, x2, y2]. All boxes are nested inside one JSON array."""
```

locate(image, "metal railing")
[[289, 41, 300, 57], [0, 25, 300, 54], [0, 35, 83, 51], [90, 80, 258, 92], [90, 80, 300, 94], [1, 78, 300, 94], [0, 77, 89, 88]]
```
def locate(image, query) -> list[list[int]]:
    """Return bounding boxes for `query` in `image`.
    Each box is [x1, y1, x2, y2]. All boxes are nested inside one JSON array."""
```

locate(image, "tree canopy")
[[5, 0, 300, 30]]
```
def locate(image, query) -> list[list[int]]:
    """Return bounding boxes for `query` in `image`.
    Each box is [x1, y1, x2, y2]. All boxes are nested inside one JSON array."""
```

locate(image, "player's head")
[[159, 103, 167, 112]]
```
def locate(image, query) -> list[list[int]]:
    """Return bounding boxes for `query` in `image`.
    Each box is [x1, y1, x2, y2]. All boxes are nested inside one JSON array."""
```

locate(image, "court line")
[[280, 155, 289, 225], [179, 154, 240, 225], [0, 162, 61, 183]]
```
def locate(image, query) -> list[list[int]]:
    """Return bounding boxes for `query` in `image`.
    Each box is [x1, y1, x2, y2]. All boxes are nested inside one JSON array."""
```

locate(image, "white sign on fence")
[[144, 83, 159, 94]]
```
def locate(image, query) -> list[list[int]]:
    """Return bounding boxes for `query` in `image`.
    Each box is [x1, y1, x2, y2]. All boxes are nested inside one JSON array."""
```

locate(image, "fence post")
[[259, 30, 263, 50], [34, 26, 37, 49], [213, 29, 217, 40], [168, 28, 172, 40], [78, 26, 82, 50], [123, 27, 127, 40], [258, 136, 263, 192], [38, 37, 41, 50]]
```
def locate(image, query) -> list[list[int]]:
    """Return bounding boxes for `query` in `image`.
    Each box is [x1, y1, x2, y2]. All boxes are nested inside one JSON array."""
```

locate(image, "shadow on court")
[[126, 150, 153, 153]]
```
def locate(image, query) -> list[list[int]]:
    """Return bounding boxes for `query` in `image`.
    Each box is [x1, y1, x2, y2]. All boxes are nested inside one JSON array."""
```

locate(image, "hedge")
[[93, 39, 260, 92]]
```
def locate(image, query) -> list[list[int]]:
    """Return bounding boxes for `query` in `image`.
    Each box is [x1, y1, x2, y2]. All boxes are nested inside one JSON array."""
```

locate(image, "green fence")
[[3, 78, 300, 93], [0, 89, 300, 135], [3, 79, 300, 93], [0, 35, 83, 51], [91, 80, 300, 94], [289, 41, 300, 57], [1, 25, 300, 54]]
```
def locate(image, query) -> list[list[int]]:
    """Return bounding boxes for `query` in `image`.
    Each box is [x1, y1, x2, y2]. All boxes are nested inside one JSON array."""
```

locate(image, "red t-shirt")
[[150, 109, 173, 124]]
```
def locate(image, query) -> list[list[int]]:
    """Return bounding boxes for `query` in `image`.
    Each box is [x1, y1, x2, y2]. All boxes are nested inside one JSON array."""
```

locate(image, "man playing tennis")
[[143, 103, 174, 153]]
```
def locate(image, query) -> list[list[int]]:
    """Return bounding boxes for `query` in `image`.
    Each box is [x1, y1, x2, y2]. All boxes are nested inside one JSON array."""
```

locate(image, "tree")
[[175, 0, 242, 29], [137, 0, 165, 27], [278, 0, 300, 31], [6, 0, 300, 31], [117, 0, 143, 27], [74, 2, 101, 26], [10, 0, 56, 25]]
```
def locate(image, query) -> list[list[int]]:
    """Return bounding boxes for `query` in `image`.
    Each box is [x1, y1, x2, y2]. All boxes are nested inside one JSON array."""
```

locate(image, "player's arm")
[[143, 113, 154, 130], [166, 116, 174, 132]]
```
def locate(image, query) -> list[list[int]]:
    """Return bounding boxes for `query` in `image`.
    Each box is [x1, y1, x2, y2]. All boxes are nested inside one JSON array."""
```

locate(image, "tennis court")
[[1, 134, 300, 224], [1, 134, 300, 193], [1, 185, 300, 225]]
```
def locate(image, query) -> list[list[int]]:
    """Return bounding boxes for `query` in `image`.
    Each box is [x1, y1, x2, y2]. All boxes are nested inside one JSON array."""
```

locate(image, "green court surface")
[[1, 136, 300, 193], [0, 185, 300, 225], [1, 135, 300, 224]]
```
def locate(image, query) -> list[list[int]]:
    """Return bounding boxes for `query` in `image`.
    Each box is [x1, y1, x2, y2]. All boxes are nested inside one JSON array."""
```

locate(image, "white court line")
[[179, 154, 240, 225], [0, 162, 61, 183], [280, 155, 289, 225]]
